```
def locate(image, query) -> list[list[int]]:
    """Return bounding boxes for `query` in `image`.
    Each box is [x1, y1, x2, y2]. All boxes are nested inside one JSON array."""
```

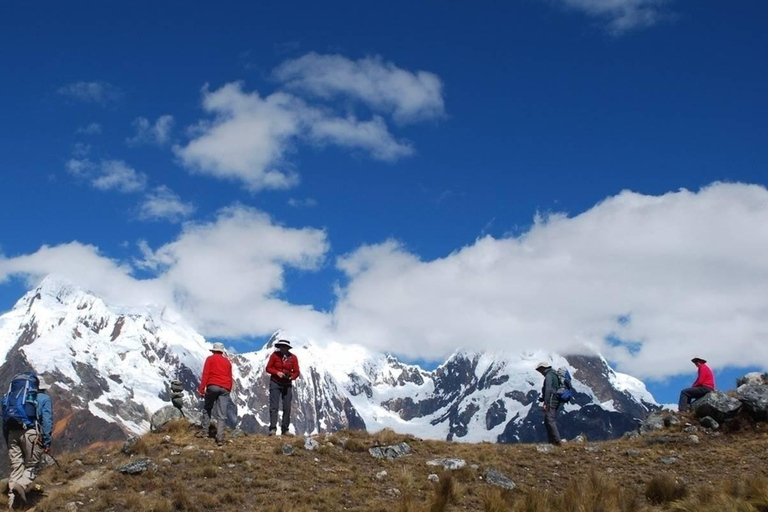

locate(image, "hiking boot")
[[194, 430, 208, 438], [281, 430, 292, 437], [216, 439, 224, 447], [268, 429, 277, 437]]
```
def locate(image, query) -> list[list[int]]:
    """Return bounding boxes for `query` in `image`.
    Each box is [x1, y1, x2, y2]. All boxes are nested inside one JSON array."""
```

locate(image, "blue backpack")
[[556, 367, 574, 403], [2, 372, 40, 429]]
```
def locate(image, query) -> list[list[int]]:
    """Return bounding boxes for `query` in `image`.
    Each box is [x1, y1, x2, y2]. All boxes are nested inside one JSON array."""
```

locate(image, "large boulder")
[[692, 391, 742, 423], [639, 412, 666, 433], [736, 384, 768, 421], [150, 405, 183, 431], [736, 373, 768, 387]]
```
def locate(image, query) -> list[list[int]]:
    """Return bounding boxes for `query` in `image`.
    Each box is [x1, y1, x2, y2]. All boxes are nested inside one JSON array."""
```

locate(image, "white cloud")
[[556, 0, 672, 34], [287, 197, 318, 208], [0, 206, 331, 340], [138, 186, 195, 222], [68, 158, 147, 193], [77, 123, 102, 135], [273, 53, 445, 124], [57, 81, 122, 104], [175, 82, 413, 191], [331, 182, 768, 379], [128, 115, 175, 146]]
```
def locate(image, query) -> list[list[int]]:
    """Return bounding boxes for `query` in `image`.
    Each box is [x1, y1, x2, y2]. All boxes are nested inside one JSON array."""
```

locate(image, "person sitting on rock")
[[265, 339, 301, 436], [678, 356, 715, 412], [535, 362, 562, 446], [197, 342, 233, 446]]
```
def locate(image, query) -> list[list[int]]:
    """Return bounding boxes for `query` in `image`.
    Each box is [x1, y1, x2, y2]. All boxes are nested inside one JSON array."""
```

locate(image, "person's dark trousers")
[[269, 380, 293, 434], [201, 385, 230, 443], [544, 405, 561, 445], [678, 386, 713, 412]]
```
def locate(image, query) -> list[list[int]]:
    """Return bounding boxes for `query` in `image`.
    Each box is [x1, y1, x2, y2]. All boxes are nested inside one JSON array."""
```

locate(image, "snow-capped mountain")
[[0, 276, 658, 453]]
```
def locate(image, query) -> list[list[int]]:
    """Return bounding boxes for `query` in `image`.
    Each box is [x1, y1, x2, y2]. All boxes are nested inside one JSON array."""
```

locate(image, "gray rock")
[[692, 391, 742, 423], [536, 444, 556, 453], [688, 435, 700, 444], [121, 436, 140, 455], [736, 372, 768, 387], [162, 435, 172, 444], [182, 445, 197, 451], [484, 468, 516, 490], [116, 458, 158, 475], [700, 416, 720, 430], [659, 457, 677, 465], [170, 450, 180, 456], [470, 464, 479, 470], [230, 428, 247, 439], [160, 458, 172, 466], [65, 503, 78, 512], [369, 442, 412, 460], [304, 437, 320, 451], [640, 412, 666, 433], [426, 458, 466, 471], [428, 474, 440, 483], [199, 450, 214, 458], [150, 405, 183, 432], [664, 415, 681, 428], [623, 430, 640, 440], [683, 425, 699, 433], [644, 436, 676, 445], [584, 445, 600, 452], [625, 449, 642, 457], [282, 444, 295, 456], [386, 488, 401, 498], [375, 470, 388, 480], [571, 435, 586, 443], [736, 384, 768, 421]]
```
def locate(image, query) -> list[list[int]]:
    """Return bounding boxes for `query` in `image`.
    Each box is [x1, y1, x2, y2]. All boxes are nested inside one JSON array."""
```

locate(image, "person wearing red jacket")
[[678, 356, 716, 412], [197, 342, 233, 446], [265, 339, 300, 435]]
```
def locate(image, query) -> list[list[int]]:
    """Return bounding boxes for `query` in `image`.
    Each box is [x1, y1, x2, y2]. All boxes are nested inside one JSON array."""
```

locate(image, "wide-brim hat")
[[38, 377, 51, 390], [210, 342, 226, 353], [535, 362, 551, 371], [691, 356, 707, 364], [275, 339, 292, 349]]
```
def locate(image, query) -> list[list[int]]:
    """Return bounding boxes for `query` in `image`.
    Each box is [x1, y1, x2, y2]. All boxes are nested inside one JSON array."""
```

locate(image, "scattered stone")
[[376, 470, 388, 480], [73, 460, 83, 466], [428, 474, 440, 483], [304, 437, 320, 451], [536, 444, 556, 453], [162, 435, 172, 444], [230, 428, 247, 439], [369, 442, 412, 460], [150, 405, 183, 432], [644, 436, 676, 445], [692, 391, 742, 423], [244, 477, 253, 484], [226, 463, 236, 469], [336, 436, 349, 448], [170, 450, 180, 456], [660, 457, 678, 465], [571, 435, 585, 443], [736, 384, 768, 421], [683, 425, 699, 433], [470, 464, 479, 470], [688, 435, 700, 444], [484, 468, 516, 490], [116, 458, 158, 475], [325, 442, 335, 448], [623, 430, 640, 440], [736, 372, 768, 387], [182, 445, 197, 452], [199, 450, 214, 458], [385, 488, 401, 498], [282, 444, 295, 456], [65, 503, 78, 512], [426, 458, 466, 471], [121, 436, 140, 455], [584, 445, 600, 453], [664, 415, 681, 428], [700, 416, 720, 430], [160, 458, 172, 466], [640, 412, 666, 433], [625, 449, 642, 457]]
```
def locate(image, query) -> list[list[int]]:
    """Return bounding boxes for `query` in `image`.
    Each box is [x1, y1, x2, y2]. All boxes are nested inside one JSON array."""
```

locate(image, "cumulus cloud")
[[137, 186, 195, 222], [556, 0, 673, 34], [57, 81, 122, 105], [77, 123, 102, 135], [175, 82, 413, 191], [273, 53, 445, 124], [0, 206, 331, 339], [128, 115, 175, 146]]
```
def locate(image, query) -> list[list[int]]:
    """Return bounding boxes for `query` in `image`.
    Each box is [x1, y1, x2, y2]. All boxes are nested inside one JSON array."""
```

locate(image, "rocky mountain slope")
[[0, 276, 658, 456]]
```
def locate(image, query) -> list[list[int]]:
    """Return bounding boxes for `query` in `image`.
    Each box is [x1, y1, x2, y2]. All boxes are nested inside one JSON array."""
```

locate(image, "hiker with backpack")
[[678, 356, 716, 412], [265, 339, 300, 436], [2, 372, 53, 507], [536, 362, 572, 446], [197, 342, 233, 447]]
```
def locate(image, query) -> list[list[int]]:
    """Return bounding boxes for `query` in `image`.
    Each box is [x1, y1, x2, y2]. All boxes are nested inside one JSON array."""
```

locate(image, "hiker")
[[678, 356, 715, 412], [31, 378, 53, 474], [197, 342, 233, 446], [536, 362, 562, 446], [2, 372, 53, 507], [265, 339, 300, 436]]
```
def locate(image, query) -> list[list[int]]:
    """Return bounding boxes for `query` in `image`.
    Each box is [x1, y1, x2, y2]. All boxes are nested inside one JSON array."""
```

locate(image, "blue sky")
[[1, 1, 767, 404]]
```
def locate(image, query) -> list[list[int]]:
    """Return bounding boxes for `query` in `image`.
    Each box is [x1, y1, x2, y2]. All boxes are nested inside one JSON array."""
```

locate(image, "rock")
[[736, 372, 768, 387], [244, 477, 253, 484], [688, 435, 700, 444], [536, 444, 556, 453], [73, 460, 83, 466], [121, 436, 140, 455], [199, 450, 214, 458], [659, 457, 677, 465], [182, 445, 197, 451], [170, 450, 180, 456], [116, 458, 158, 475], [584, 445, 600, 452], [571, 435, 586, 443], [230, 428, 247, 439], [162, 435, 172, 444], [470, 464, 479, 470], [386, 488, 401, 498], [375, 470, 388, 480], [484, 468, 516, 490], [736, 384, 768, 421], [644, 436, 676, 445], [336, 436, 349, 448], [369, 442, 412, 460], [282, 444, 295, 456], [304, 437, 320, 451], [428, 474, 440, 483], [625, 449, 642, 457], [426, 458, 466, 471], [160, 458, 172, 466], [640, 412, 666, 433], [683, 425, 699, 433], [692, 391, 742, 423], [700, 416, 720, 430], [623, 430, 640, 440], [664, 415, 681, 428], [65, 503, 78, 512], [150, 405, 183, 432]]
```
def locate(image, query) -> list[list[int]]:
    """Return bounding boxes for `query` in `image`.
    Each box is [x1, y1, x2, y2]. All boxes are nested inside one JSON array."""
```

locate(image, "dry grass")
[[21, 422, 768, 511]]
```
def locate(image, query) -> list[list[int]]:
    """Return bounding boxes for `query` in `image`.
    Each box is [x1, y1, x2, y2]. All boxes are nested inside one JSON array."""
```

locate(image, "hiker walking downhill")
[[536, 362, 562, 446], [265, 339, 300, 436], [678, 356, 715, 412], [2, 372, 53, 508], [197, 342, 233, 446]]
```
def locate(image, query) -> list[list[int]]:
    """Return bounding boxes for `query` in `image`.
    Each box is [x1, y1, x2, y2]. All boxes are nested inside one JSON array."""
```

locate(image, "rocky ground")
[[7, 407, 768, 512]]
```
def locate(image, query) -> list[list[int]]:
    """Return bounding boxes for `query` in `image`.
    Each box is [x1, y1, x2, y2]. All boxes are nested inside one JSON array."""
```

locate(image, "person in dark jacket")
[[678, 356, 716, 412], [536, 362, 562, 446], [31, 377, 53, 471], [265, 339, 301, 436], [197, 342, 233, 446]]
